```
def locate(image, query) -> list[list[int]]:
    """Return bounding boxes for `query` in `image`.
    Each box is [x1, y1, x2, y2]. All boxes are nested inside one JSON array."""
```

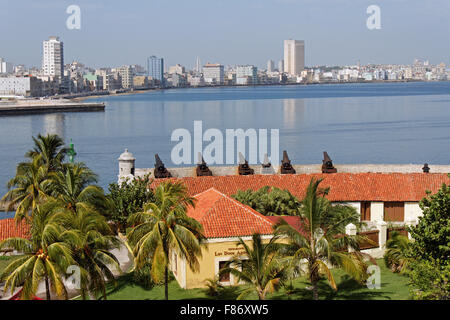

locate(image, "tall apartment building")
[[283, 39, 305, 76], [42, 36, 64, 79], [202, 63, 224, 85], [147, 56, 164, 86], [0, 58, 13, 74], [117, 65, 134, 89]]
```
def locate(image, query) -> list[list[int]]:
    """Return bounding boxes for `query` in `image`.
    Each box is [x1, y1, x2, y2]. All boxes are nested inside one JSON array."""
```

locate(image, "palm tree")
[[0, 202, 74, 300], [2, 155, 52, 221], [49, 163, 106, 214], [48, 163, 120, 299], [25, 133, 68, 171], [127, 181, 205, 300], [274, 178, 370, 300], [219, 233, 288, 300], [384, 231, 411, 273]]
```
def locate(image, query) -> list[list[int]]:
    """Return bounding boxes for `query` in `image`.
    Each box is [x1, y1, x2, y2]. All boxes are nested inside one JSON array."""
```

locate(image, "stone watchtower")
[[118, 149, 136, 184]]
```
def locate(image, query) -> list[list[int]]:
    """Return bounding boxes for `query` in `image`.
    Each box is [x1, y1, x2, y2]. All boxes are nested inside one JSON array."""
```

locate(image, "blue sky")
[[1, 0, 449, 69]]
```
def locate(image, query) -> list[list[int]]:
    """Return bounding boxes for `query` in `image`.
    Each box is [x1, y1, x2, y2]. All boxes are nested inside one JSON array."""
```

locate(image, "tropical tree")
[[219, 233, 288, 300], [2, 155, 52, 221], [52, 206, 121, 300], [232, 186, 301, 216], [25, 133, 68, 171], [107, 174, 155, 232], [0, 202, 74, 300], [384, 231, 411, 273], [274, 178, 370, 300], [407, 178, 450, 299], [127, 181, 205, 300], [48, 163, 120, 299]]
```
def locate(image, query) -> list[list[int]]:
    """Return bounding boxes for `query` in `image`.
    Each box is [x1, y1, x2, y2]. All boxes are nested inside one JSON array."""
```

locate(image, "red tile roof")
[[187, 188, 274, 239], [0, 218, 30, 241], [153, 173, 450, 202]]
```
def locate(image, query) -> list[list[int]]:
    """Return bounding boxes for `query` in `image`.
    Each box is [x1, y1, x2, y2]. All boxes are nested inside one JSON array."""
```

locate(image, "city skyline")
[[1, 0, 449, 69]]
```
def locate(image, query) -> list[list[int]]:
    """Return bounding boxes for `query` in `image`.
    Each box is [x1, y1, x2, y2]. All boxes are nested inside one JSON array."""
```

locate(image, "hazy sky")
[[1, 0, 449, 70]]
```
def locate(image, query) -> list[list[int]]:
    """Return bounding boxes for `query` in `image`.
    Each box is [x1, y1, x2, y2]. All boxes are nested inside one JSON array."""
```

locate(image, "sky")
[[0, 0, 449, 70]]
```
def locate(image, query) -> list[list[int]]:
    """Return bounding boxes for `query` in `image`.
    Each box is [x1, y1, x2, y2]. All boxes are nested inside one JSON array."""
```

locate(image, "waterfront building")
[[83, 73, 103, 91], [283, 39, 305, 75], [0, 76, 43, 97], [202, 63, 224, 85], [267, 59, 274, 73], [116, 65, 134, 89], [168, 64, 185, 75], [188, 74, 205, 87], [147, 56, 164, 86], [195, 57, 201, 74], [42, 36, 64, 79], [236, 65, 258, 85], [133, 75, 149, 89], [171, 73, 187, 87]]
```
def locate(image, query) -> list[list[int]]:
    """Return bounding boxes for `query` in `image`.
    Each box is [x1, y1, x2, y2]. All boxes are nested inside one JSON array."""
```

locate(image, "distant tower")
[[195, 57, 201, 74], [118, 149, 136, 184], [283, 39, 305, 75], [267, 59, 274, 73], [278, 60, 284, 73], [42, 36, 64, 79], [147, 55, 164, 86]]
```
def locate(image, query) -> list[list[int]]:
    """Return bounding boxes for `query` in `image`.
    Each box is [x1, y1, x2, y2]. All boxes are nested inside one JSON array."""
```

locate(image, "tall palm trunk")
[[311, 279, 319, 300], [164, 265, 169, 300], [45, 275, 51, 300]]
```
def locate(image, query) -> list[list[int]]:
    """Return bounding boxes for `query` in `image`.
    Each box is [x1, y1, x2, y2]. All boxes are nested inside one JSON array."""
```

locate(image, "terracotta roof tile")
[[187, 188, 274, 238], [0, 218, 30, 241], [153, 173, 450, 202]]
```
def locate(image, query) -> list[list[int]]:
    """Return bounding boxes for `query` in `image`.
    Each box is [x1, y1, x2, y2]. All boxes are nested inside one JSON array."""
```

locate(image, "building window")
[[384, 202, 405, 222], [361, 202, 371, 221], [218, 261, 230, 282]]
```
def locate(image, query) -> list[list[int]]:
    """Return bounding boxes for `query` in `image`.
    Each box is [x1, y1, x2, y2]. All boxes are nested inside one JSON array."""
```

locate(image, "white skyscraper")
[[283, 39, 305, 75], [267, 60, 274, 73], [42, 36, 64, 78], [195, 57, 201, 74]]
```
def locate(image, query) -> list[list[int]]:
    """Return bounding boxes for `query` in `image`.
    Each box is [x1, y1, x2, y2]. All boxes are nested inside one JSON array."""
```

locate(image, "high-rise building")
[[202, 63, 224, 85], [0, 58, 13, 74], [278, 60, 284, 73], [117, 65, 134, 89], [283, 39, 305, 75], [267, 60, 274, 73], [195, 57, 201, 74], [42, 36, 64, 79], [147, 56, 164, 86]]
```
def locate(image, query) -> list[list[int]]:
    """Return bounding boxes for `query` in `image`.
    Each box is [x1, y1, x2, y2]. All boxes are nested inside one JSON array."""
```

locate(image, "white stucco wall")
[[404, 202, 422, 222], [370, 202, 384, 222]]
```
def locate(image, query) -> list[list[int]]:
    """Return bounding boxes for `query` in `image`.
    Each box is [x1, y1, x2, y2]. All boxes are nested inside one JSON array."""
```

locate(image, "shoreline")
[[73, 79, 445, 102], [0, 101, 105, 115]]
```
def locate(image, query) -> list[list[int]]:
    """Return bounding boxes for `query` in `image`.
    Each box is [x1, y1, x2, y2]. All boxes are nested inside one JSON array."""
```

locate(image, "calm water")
[[1, 82, 450, 211]]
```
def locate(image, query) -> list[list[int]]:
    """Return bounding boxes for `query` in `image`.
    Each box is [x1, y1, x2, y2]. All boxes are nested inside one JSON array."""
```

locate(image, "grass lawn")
[[104, 259, 411, 300]]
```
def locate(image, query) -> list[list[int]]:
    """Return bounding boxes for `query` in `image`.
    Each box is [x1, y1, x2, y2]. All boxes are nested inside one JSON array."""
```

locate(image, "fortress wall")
[[133, 164, 450, 179]]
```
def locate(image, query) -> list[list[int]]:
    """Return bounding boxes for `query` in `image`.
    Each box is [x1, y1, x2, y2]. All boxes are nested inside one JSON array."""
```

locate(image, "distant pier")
[[0, 100, 105, 115]]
